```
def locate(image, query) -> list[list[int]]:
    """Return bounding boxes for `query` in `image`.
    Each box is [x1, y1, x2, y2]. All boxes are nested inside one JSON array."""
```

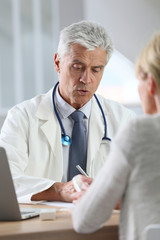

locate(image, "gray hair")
[[57, 20, 113, 64]]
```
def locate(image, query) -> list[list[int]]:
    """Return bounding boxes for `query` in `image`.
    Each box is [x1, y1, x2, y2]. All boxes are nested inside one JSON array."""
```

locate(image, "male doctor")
[[0, 21, 135, 203]]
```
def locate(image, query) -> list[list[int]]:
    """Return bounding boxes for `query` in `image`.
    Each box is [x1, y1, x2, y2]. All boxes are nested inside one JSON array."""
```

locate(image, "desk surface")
[[0, 204, 119, 240]]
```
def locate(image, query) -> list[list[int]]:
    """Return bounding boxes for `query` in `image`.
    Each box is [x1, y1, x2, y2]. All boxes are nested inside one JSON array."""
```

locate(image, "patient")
[[72, 32, 160, 240]]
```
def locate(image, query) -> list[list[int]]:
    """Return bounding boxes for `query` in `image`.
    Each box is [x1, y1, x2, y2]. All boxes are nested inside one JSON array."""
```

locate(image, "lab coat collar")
[[35, 88, 53, 120]]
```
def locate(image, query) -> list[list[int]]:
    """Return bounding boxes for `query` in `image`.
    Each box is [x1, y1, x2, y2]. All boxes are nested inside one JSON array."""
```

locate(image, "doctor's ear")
[[147, 73, 157, 96], [54, 53, 61, 73]]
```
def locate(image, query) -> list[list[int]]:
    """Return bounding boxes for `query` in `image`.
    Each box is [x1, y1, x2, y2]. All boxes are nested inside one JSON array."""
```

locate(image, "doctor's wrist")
[[31, 181, 75, 202], [31, 183, 61, 202]]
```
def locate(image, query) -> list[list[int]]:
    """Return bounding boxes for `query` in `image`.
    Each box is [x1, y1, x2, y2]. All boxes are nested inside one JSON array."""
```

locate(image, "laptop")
[[0, 147, 40, 221]]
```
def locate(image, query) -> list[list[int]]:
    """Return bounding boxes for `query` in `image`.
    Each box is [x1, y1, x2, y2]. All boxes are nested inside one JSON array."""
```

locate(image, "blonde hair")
[[136, 32, 160, 86]]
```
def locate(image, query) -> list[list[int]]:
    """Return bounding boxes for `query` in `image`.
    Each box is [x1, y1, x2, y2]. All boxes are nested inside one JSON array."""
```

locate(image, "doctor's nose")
[[80, 70, 91, 84]]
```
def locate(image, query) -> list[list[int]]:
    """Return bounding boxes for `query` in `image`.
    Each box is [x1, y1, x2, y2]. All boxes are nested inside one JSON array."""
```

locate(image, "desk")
[[0, 204, 119, 240]]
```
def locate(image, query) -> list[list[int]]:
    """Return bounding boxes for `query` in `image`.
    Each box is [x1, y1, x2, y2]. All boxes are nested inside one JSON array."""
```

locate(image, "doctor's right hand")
[[71, 175, 93, 204]]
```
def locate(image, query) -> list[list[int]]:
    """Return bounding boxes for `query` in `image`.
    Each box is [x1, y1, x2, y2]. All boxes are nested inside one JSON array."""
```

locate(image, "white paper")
[[40, 201, 74, 208]]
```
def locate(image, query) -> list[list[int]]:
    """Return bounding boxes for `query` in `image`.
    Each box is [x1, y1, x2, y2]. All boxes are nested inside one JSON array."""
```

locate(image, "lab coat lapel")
[[35, 89, 63, 160], [87, 97, 104, 172], [40, 115, 62, 155]]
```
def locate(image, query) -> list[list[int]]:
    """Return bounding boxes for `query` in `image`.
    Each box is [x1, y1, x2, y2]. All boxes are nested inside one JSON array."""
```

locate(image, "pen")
[[76, 165, 89, 177]]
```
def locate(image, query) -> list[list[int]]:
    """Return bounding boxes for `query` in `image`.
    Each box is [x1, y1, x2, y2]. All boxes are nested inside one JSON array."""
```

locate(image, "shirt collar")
[[55, 86, 91, 119]]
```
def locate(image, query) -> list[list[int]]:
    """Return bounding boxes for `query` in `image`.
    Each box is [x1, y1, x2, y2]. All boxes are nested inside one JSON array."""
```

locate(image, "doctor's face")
[[54, 43, 107, 109]]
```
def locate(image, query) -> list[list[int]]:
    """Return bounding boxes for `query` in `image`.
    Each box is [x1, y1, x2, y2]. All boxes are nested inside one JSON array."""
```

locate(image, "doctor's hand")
[[71, 175, 93, 204], [51, 181, 77, 202], [31, 181, 77, 202]]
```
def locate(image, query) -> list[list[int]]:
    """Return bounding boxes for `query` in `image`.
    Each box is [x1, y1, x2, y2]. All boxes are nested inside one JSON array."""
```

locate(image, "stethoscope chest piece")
[[62, 134, 71, 146]]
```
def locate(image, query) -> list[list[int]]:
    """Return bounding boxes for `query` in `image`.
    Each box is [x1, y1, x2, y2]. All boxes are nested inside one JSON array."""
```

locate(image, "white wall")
[[58, 0, 84, 29], [0, 113, 6, 130], [83, 0, 160, 62], [59, 0, 160, 62]]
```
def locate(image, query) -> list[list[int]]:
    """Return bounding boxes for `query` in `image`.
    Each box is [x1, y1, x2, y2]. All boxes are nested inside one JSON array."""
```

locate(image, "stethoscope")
[[52, 82, 111, 146]]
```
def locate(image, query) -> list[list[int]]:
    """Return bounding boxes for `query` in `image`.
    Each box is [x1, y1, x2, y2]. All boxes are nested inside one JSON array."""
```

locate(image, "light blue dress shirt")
[[55, 86, 91, 182]]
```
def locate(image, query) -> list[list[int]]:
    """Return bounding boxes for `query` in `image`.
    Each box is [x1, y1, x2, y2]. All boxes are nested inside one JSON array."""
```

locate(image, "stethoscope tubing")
[[94, 94, 111, 141], [52, 82, 111, 145], [52, 82, 67, 137]]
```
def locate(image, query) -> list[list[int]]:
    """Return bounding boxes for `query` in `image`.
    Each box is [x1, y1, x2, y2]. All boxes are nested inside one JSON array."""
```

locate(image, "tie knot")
[[71, 111, 84, 122]]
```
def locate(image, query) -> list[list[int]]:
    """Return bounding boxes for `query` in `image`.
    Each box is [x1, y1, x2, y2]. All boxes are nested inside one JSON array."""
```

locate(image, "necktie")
[[68, 111, 87, 180]]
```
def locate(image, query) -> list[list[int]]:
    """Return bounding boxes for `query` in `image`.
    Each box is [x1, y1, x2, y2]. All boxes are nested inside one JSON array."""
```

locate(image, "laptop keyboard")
[[20, 208, 40, 214]]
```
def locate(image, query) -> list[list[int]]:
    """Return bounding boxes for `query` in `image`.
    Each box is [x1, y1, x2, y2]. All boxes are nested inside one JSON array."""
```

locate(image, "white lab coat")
[[0, 88, 135, 203]]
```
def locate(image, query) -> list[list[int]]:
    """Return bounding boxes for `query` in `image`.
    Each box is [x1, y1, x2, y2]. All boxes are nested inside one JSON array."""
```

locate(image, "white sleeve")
[[72, 125, 132, 233], [12, 174, 54, 203], [0, 106, 54, 203]]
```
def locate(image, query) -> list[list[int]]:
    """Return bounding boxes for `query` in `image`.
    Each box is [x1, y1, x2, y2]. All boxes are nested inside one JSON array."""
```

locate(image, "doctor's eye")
[[92, 69, 99, 73], [72, 63, 83, 71], [92, 67, 102, 74]]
